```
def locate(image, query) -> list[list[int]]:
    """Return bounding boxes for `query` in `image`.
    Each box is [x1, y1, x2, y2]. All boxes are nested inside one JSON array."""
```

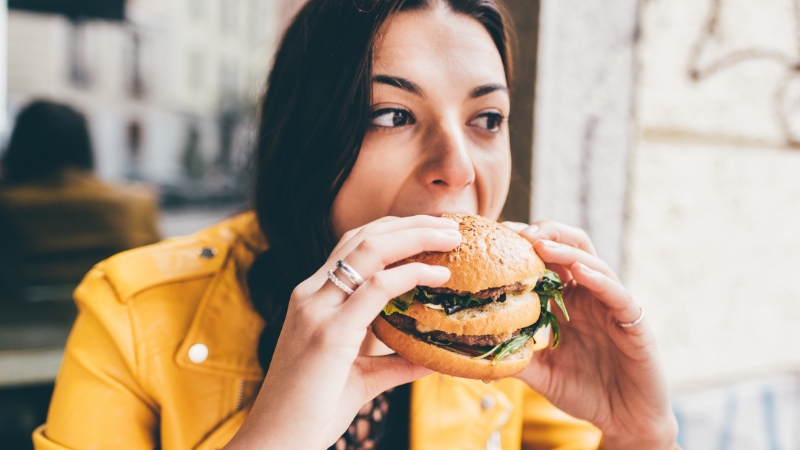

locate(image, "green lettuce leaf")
[[382, 288, 418, 316]]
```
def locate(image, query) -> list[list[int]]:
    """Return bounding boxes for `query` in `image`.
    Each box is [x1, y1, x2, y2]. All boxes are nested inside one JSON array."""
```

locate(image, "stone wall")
[[631, 0, 800, 391], [535, 0, 800, 445], [531, 0, 639, 275]]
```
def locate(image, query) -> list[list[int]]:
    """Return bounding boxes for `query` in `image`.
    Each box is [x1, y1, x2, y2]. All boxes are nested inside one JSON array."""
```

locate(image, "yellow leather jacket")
[[33, 212, 602, 450]]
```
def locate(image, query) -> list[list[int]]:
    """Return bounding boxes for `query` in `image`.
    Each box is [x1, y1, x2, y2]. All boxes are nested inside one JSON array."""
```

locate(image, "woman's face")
[[331, 5, 512, 238]]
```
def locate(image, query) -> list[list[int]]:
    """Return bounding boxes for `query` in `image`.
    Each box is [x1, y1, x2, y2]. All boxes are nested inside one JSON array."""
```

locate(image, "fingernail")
[[576, 262, 594, 274], [430, 265, 450, 275], [523, 224, 540, 235], [539, 239, 559, 249], [501, 221, 526, 232], [440, 228, 462, 238]]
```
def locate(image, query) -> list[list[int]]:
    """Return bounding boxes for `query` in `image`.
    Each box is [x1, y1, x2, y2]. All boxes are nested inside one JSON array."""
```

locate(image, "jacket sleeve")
[[520, 387, 603, 450], [33, 267, 159, 449]]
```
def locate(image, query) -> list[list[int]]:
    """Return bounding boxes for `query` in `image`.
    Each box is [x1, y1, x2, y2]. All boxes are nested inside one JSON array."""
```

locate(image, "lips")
[[424, 211, 474, 218]]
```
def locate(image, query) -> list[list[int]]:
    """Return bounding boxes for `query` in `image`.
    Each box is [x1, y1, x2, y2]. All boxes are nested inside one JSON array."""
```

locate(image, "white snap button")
[[481, 395, 496, 410], [188, 344, 208, 363]]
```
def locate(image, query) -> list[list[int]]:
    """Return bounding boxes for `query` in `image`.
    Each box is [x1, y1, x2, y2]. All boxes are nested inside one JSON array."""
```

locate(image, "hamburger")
[[372, 214, 569, 381]]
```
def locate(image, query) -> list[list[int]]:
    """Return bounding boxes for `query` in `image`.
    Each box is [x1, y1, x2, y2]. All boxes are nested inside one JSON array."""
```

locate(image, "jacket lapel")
[[175, 213, 267, 381]]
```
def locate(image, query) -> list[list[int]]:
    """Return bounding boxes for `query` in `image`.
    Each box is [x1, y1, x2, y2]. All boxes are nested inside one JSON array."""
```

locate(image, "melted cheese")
[[415, 322, 435, 333]]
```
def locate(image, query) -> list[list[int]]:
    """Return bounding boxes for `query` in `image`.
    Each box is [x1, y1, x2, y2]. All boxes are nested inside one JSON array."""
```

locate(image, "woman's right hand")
[[224, 215, 461, 450]]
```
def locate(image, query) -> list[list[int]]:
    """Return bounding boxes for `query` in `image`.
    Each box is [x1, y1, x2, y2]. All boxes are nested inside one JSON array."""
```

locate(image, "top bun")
[[396, 214, 545, 292]]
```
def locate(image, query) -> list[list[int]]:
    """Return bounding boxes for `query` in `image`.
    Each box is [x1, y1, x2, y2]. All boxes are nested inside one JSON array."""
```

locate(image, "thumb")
[[512, 350, 554, 393], [355, 354, 433, 399]]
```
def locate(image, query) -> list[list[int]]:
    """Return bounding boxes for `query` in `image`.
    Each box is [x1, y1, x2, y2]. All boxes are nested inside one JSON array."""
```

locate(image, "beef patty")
[[383, 312, 521, 347], [425, 281, 526, 301]]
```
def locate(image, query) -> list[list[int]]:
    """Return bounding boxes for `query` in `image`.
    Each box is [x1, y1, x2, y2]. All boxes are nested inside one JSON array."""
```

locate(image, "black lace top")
[[329, 383, 410, 450]]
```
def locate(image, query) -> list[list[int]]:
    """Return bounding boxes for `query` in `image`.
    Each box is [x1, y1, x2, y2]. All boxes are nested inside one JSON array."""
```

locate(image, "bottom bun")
[[372, 315, 534, 381]]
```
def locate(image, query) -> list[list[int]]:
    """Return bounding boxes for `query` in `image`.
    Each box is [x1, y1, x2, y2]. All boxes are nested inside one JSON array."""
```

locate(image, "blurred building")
[[5, 0, 281, 201]]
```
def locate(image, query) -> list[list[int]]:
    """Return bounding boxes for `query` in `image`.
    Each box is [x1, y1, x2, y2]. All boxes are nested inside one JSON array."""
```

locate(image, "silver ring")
[[616, 307, 645, 328], [327, 270, 354, 295], [336, 260, 364, 286]]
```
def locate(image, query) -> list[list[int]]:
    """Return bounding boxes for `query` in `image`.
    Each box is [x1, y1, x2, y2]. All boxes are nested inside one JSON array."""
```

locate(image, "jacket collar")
[[174, 212, 268, 380]]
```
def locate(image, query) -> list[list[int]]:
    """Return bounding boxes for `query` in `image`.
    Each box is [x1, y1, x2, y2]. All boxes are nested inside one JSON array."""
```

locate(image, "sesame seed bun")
[[392, 214, 545, 293]]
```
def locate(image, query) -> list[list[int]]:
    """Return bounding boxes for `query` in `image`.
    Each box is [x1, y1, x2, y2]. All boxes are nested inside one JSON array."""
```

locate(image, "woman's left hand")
[[503, 220, 678, 450]]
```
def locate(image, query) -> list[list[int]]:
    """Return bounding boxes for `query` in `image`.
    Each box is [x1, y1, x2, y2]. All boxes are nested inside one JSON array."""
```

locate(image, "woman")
[[34, 0, 678, 449]]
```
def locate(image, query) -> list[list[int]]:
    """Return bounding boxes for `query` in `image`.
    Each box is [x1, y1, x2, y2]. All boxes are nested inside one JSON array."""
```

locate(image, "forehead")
[[373, 6, 506, 86]]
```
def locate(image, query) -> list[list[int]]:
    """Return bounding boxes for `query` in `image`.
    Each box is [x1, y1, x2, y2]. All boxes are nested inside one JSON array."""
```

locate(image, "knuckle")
[[621, 288, 635, 305], [356, 236, 381, 254], [368, 271, 392, 292], [288, 286, 307, 307], [290, 301, 317, 329]]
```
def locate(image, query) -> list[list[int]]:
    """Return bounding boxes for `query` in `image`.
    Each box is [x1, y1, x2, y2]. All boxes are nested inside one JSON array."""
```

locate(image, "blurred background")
[[1, 0, 799, 449]]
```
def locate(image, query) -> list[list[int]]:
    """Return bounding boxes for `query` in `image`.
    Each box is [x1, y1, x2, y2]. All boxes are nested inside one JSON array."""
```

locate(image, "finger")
[[333, 215, 458, 257], [354, 354, 433, 401], [545, 263, 573, 288], [331, 216, 400, 254], [318, 227, 460, 304], [520, 220, 597, 256], [533, 239, 619, 282], [501, 221, 527, 232], [341, 262, 450, 328], [570, 262, 642, 326]]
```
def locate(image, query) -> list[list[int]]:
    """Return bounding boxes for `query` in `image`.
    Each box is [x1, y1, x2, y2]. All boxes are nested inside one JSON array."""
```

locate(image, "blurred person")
[[34, 1, 679, 450], [0, 100, 160, 299]]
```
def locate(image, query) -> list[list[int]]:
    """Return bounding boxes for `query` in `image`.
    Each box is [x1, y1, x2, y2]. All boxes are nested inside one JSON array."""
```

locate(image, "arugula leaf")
[[418, 288, 491, 315], [491, 334, 533, 364], [541, 310, 561, 348], [534, 270, 569, 321], [471, 342, 504, 360], [382, 288, 418, 316]]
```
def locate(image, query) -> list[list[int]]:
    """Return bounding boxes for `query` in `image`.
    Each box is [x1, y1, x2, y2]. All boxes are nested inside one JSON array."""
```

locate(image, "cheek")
[[330, 134, 415, 237], [474, 142, 511, 219]]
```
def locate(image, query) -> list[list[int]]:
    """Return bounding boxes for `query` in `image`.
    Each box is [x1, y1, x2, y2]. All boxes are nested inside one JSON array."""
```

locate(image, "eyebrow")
[[372, 75, 509, 100], [469, 84, 509, 99], [373, 75, 425, 97]]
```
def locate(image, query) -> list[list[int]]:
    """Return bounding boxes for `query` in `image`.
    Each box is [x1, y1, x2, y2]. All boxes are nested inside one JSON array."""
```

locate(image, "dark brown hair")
[[249, 0, 514, 372], [2, 100, 94, 184]]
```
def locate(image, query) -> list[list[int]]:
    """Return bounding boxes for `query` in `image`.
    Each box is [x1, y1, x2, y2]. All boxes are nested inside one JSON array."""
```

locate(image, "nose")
[[420, 119, 475, 190]]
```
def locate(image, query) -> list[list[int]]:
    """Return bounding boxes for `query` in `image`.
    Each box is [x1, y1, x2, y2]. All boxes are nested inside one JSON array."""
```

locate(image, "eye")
[[370, 108, 416, 128], [469, 111, 506, 133]]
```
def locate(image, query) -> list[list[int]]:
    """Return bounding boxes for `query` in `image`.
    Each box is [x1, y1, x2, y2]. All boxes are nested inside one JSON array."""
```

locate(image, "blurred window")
[[189, 50, 205, 90], [67, 21, 90, 87], [220, 0, 238, 36], [247, 0, 265, 44], [219, 60, 239, 101], [125, 119, 144, 180], [127, 31, 145, 98], [189, 0, 206, 21]]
